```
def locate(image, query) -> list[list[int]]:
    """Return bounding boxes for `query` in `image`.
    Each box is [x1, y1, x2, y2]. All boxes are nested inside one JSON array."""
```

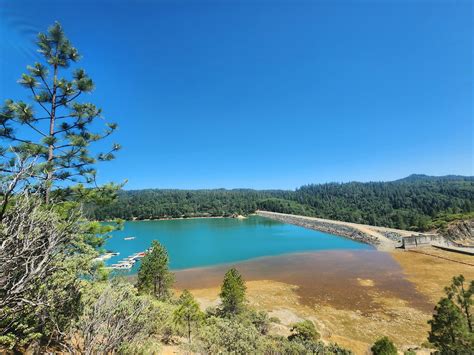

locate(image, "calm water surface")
[[103, 216, 372, 271]]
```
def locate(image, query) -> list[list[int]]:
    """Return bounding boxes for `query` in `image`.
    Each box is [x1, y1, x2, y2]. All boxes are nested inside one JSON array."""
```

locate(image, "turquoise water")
[[103, 216, 372, 272]]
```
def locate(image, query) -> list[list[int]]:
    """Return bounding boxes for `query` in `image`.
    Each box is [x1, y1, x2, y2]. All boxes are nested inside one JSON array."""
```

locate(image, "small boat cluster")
[[109, 251, 147, 270]]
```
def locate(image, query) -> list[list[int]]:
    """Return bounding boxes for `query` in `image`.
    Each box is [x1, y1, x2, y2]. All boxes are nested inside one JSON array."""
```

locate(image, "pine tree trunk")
[[45, 63, 58, 204], [187, 317, 191, 343]]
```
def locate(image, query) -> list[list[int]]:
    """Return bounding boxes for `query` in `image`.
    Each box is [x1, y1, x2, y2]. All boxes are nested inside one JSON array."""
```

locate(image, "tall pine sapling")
[[0, 22, 120, 206], [173, 289, 203, 343], [137, 240, 174, 300], [219, 267, 247, 316]]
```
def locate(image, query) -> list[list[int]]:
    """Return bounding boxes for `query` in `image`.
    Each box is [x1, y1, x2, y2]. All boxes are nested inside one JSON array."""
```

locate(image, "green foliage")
[[260, 334, 309, 353], [199, 316, 261, 353], [370, 336, 397, 355], [173, 289, 203, 342], [326, 342, 354, 354], [444, 275, 474, 332], [261, 334, 351, 354], [0, 22, 122, 354], [73, 280, 160, 353], [428, 275, 474, 353], [257, 198, 317, 216], [89, 176, 474, 232], [0, 193, 101, 351], [88, 188, 275, 220], [137, 240, 174, 300], [244, 309, 272, 335], [219, 267, 247, 316], [288, 319, 320, 342], [427, 211, 474, 231]]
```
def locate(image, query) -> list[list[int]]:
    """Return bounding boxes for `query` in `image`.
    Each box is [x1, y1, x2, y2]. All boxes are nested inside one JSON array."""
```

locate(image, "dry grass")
[[176, 248, 474, 355], [391, 247, 474, 304]]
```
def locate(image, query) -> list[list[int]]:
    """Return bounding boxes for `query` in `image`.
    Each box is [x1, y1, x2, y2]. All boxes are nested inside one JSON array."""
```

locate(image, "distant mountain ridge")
[[395, 174, 474, 182], [121, 174, 474, 193]]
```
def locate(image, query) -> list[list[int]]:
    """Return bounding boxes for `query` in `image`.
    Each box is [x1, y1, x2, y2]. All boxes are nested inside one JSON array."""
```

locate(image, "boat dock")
[[109, 251, 147, 270]]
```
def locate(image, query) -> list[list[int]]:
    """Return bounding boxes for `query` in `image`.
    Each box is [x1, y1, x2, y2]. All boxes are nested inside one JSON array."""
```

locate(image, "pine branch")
[[29, 87, 51, 116], [36, 114, 75, 120], [56, 91, 82, 108], [39, 74, 53, 97], [24, 121, 48, 137]]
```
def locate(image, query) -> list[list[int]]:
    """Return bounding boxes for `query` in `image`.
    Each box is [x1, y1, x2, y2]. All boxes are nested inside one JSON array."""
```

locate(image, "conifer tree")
[[219, 268, 246, 316], [173, 289, 203, 343], [428, 275, 474, 353], [445, 275, 473, 333], [0, 22, 120, 204], [137, 240, 174, 300]]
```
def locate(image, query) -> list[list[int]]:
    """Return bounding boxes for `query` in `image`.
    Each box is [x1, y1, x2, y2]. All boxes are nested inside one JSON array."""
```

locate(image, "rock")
[[440, 219, 474, 245]]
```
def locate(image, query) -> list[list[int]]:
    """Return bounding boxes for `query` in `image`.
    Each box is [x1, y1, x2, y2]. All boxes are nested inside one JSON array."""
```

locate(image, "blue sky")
[[0, 0, 472, 189]]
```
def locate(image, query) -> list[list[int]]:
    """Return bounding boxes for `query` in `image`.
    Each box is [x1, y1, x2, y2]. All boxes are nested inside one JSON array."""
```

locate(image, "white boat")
[[124, 236, 136, 240], [94, 252, 120, 262]]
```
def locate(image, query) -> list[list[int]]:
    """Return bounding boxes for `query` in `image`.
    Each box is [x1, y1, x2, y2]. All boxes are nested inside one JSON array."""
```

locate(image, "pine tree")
[[445, 275, 473, 333], [173, 289, 203, 343], [428, 275, 474, 353], [137, 240, 174, 300], [428, 298, 470, 353], [0, 22, 120, 205], [219, 268, 246, 316]]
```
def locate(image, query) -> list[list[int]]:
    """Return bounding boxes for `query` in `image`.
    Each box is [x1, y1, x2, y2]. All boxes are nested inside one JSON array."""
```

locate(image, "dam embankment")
[[256, 211, 398, 250]]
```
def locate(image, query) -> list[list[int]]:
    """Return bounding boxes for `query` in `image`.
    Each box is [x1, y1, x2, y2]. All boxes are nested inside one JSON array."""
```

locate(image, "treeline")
[[87, 189, 289, 220], [88, 175, 474, 231]]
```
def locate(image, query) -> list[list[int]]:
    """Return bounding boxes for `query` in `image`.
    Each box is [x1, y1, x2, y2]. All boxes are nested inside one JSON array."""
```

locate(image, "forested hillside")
[[88, 175, 474, 231]]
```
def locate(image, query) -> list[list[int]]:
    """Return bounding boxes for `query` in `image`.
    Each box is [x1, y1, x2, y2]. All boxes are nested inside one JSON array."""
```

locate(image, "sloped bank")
[[256, 211, 382, 247]]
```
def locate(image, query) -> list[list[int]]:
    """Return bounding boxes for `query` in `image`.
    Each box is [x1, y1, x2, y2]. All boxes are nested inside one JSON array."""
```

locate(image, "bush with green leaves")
[[0, 191, 113, 351], [261, 335, 310, 354], [243, 309, 272, 335], [371, 336, 397, 355], [72, 280, 161, 354], [198, 316, 262, 353], [261, 334, 351, 355], [288, 319, 320, 342]]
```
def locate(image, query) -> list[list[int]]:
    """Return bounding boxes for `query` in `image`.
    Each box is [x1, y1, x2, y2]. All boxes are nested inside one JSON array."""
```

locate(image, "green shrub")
[[288, 319, 320, 342], [199, 316, 261, 353], [371, 336, 397, 355]]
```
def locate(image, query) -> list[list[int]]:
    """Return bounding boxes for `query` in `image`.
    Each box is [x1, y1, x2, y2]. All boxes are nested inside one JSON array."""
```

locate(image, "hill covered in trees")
[[88, 175, 474, 231]]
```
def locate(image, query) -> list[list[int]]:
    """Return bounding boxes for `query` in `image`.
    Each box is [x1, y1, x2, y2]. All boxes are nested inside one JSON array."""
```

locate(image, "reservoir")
[[103, 215, 372, 271]]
